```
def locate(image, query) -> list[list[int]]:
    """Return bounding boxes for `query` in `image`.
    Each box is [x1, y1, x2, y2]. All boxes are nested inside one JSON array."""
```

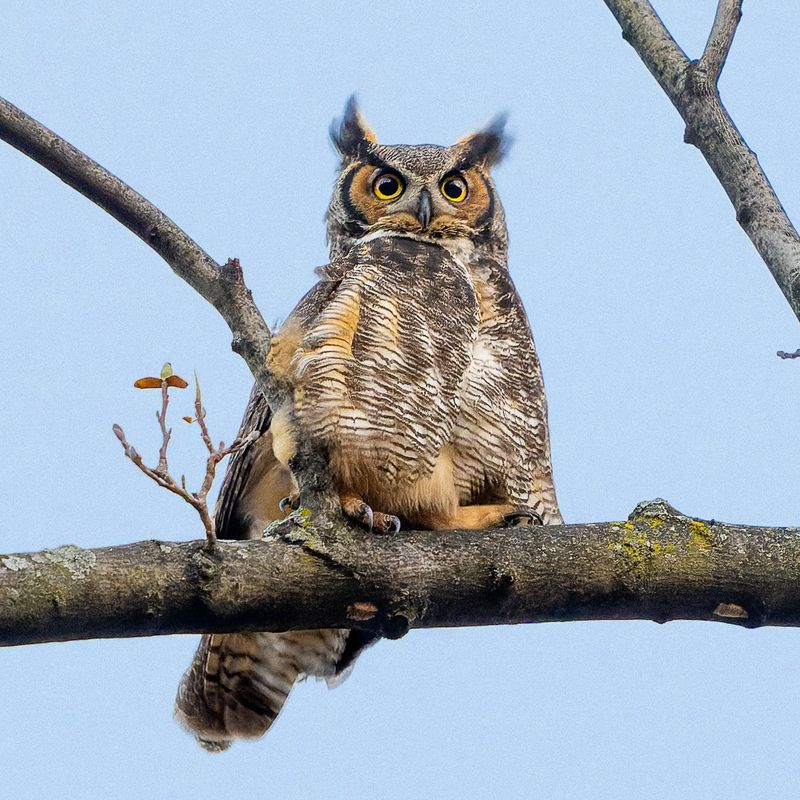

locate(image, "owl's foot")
[[340, 494, 401, 535], [372, 511, 402, 535], [502, 509, 544, 527], [278, 492, 300, 515]]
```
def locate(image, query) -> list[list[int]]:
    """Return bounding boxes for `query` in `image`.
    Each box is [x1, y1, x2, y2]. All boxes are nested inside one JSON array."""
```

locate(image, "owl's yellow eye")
[[372, 171, 404, 201], [440, 174, 468, 203]]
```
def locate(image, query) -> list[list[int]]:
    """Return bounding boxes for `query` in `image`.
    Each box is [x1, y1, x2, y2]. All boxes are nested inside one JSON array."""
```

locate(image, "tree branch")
[[2, 499, 799, 647], [603, 0, 800, 325], [701, 0, 742, 83], [0, 95, 272, 378]]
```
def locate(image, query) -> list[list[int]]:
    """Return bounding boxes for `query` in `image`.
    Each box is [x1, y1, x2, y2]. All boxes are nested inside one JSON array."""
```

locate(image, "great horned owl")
[[175, 98, 561, 750]]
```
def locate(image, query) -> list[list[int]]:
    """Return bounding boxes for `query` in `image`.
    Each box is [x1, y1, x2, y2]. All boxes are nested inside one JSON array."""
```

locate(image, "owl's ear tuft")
[[455, 114, 510, 168], [330, 96, 377, 159]]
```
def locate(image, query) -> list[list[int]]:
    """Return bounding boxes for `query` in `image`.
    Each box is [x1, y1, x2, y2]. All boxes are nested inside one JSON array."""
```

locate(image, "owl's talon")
[[340, 495, 401, 534], [341, 496, 374, 531], [372, 512, 401, 535], [279, 493, 300, 514], [502, 509, 543, 528]]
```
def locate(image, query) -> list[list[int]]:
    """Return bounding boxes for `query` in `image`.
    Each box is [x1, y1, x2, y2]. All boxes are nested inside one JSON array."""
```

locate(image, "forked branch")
[[603, 0, 800, 324]]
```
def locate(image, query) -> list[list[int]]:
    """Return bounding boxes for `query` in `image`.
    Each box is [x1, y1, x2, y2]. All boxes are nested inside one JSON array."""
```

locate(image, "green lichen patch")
[[687, 519, 713, 551], [608, 525, 667, 571]]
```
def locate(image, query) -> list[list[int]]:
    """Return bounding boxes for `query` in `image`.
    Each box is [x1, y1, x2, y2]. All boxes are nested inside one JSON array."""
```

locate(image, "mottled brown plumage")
[[175, 98, 561, 750]]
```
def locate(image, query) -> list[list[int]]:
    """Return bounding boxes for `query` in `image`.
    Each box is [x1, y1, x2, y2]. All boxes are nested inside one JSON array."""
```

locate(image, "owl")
[[174, 98, 561, 751]]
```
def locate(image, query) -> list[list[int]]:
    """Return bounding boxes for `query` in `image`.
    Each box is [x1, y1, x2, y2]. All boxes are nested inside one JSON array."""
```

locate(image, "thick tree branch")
[[604, 0, 800, 325], [2, 500, 799, 647], [0, 95, 272, 377]]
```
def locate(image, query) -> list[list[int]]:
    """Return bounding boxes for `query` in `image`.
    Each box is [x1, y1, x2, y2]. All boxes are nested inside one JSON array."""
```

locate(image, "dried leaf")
[[160, 362, 174, 379], [165, 375, 189, 389], [182, 416, 195, 424], [133, 377, 163, 389]]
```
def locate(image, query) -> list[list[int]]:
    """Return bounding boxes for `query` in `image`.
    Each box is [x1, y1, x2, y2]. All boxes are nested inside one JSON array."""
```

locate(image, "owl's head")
[[326, 97, 509, 261]]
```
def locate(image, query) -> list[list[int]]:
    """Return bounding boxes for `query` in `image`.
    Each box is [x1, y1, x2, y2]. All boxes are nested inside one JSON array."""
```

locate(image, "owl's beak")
[[416, 189, 432, 230]]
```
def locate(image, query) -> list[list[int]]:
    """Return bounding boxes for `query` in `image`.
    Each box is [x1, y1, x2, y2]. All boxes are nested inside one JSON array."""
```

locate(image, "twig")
[[194, 373, 214, 455], [113, 372, 257, 547], [700, 0, 743, 84], [776, 349, 800, 360], [156, 382, 171, 475]]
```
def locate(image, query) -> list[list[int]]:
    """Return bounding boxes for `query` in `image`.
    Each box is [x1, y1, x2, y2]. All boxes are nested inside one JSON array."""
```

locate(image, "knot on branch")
[[189, 544, 223, 598], [627, 499, 718, 555], [220, 257, 245, 287], [487, 563, 517, 607], [382, 614, 411, 640], [628, 498, 685, 522], [264, 513, 362, 581]]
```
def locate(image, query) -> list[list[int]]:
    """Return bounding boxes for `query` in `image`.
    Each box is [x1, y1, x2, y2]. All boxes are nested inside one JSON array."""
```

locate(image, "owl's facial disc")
[[343, 159, 494, 241]]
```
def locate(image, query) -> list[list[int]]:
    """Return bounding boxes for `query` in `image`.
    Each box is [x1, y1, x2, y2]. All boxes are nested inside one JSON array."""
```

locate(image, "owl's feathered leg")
[[420, 503, 510, 530], [421, 503, 544, 530]]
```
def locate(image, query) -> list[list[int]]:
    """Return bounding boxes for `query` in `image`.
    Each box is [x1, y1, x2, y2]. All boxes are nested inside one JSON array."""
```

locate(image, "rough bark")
[[2, 500, 799, 647], [604, 0, 800, 324]]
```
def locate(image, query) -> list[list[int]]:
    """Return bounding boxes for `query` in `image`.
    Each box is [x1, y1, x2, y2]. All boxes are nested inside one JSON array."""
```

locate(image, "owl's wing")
[[213, 277, 345, 540], [213, 384, 279, 540]]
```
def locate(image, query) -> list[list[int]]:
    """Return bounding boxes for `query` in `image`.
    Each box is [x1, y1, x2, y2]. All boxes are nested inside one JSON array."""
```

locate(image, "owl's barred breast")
[[286, 237, 478, 515], [268, 233, 557, 525]]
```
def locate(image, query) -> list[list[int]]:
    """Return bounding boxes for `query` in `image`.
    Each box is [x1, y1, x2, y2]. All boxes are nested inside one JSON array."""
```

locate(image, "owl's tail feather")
[[174, 632, 299, 752], [175, 628, 349, 751]]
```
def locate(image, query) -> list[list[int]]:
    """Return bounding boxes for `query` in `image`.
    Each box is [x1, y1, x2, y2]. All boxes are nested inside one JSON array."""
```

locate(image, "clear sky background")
[[1, 3, 799, 798]]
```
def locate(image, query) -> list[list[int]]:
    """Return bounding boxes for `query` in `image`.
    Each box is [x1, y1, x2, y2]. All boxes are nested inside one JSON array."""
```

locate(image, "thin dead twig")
[[113, 371, 258, 547]]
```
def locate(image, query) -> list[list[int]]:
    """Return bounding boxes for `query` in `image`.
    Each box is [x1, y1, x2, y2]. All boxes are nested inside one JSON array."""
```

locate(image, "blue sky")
[[1, 3, 799, 798]]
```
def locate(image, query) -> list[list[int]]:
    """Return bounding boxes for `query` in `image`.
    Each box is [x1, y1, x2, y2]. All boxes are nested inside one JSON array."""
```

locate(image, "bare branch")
[[701, 0, 743, 83], [193, 373, 215, 456], [603, 0, 800, 325], [603, 0, 689, 89], [112, 424, 189, 502], [777, 349, 800, 360], [155, 382, 172, 475], [2, 499, 800, 647], [0, 96, 273, 381], [113, 374, 253, 547]]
